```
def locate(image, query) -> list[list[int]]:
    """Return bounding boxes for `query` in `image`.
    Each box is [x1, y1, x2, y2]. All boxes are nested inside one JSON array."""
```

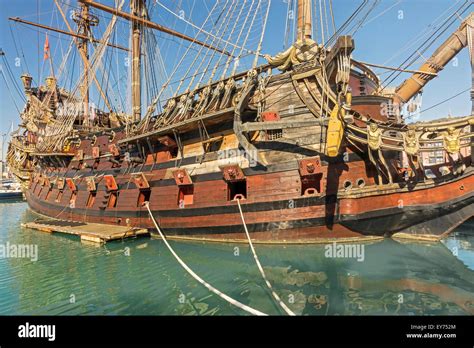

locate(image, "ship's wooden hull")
[[25, 161, 474, 243], [16, 60, 474, 244]]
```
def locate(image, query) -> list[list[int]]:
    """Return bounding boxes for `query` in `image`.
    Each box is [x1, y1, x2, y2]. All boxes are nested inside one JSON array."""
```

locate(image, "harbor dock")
[[22, 219, 149, 244]]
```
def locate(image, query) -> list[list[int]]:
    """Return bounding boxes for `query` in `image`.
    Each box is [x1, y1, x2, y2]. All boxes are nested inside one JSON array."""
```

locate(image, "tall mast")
[[53, 0, 113, 112], [297, 0, 312, 41], [77, 3, 90, 123], [130, 0, 145, 122]]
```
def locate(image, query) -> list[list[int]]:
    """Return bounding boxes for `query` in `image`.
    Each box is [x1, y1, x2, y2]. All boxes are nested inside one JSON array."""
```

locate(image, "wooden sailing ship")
[[5, 0, 474, 243]]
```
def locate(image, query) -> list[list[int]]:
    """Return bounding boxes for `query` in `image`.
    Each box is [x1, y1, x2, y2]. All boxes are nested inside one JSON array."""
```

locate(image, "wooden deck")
[[22, 219, 149, 244]]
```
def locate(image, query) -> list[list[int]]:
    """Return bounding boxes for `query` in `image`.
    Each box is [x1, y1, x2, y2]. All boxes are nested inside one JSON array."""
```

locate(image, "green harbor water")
[[1, 201, 473, 315]]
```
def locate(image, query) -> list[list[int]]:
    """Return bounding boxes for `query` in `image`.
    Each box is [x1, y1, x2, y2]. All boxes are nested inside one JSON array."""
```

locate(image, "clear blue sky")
[[0, 0, 472, 158]]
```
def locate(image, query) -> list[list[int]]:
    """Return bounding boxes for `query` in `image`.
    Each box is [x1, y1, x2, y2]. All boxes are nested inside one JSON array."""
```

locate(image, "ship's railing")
[[7, 164, 32, 181], [346, 116, 474, 150], [120, 64, 273, 144], [9, 137, 36, 153]]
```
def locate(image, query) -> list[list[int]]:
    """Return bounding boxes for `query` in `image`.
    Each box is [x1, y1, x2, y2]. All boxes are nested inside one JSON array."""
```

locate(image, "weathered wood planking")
[[22, 220, 149, 244]]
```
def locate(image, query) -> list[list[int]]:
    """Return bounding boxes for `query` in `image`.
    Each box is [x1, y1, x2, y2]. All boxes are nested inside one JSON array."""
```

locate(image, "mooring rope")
[[144, 202, 267, 316], [236, 199, 296, 316]]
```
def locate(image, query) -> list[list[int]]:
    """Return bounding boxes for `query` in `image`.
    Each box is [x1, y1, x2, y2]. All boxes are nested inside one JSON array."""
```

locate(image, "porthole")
[[343, 180, 352, 191], [356, 178, 366, 188]]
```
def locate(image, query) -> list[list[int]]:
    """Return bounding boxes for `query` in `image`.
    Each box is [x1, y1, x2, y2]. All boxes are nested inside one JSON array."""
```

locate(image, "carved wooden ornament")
[[86, 177, 96, 192], [92, 146, 100, 159], [108, 143, 120, 157], [75, 149, 84, 161], [57, 178, 65, 190], [132, 172, 150, 189], [172, 169, 192, 186], [104, 175, 118, 191], [221, 165, 246, 182], [261, 111, 280, 122], [66, 178, 77, 192], [298, 156, 322, 177]]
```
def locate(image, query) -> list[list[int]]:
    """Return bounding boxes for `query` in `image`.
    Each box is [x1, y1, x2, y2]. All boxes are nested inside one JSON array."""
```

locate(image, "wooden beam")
[[241, 120, 323, 132], [79, 0, 232, 56], [9, 17, 129, 52], [393, 13, 474, 104]]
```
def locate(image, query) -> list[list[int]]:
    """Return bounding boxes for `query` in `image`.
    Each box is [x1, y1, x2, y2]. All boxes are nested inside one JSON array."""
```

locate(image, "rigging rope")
[[143, 202, 268, 316], [253, 0, 272, 68], [220, 0, 256, 79], [380, 0, 464, 69], [380, 1, 471, 90], [325, 0, 368, 47], [319, 0, 325, 45], [207, 1, 246, 83], [236, 199, 295, 316], [0, 63, 22, 113], [328, 0, 336, 36], [467, 23, 474, 114], [283, 0, 292, 48], [0, 54, 26, 104], [346, 0, 380, 37], [38, 0, 124, 151], [9, 22, 31, 75], [155, 0, 258, 57], [414, 88, 471, 117], [137, 1, 221, 131], [191, 0, 238, 89], [175, 0, 231, 93], [362, 0, 402, 27], [231, 0, 261, 75]]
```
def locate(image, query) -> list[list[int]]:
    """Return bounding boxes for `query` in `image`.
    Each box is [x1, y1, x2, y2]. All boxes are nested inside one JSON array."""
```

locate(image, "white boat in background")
[[0, 179, 23, 200]]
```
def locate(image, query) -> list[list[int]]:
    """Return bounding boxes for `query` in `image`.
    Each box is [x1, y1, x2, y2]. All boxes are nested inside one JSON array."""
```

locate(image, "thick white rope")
[[236, 199, 296, 316], [144, 202, 267, 316]]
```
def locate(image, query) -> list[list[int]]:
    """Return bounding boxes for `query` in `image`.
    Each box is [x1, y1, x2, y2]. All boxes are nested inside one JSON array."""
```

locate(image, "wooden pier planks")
[[21, 219, 149, 244]]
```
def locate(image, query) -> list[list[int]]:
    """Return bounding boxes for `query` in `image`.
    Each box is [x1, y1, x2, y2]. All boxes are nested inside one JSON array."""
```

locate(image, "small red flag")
[[43, 34, 50, 60]]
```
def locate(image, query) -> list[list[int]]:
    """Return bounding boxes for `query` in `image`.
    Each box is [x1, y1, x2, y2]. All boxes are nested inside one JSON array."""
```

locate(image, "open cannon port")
[[178, 185, 194, 207], [107, 191, 119, 208], [86, 191, 96, 208], [138, 189, 151, 207], [228, 180, 247, 201], [301, 174, 323, 196]]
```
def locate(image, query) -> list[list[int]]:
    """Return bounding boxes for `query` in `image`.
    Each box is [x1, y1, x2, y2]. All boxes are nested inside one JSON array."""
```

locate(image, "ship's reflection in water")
[[1, 202, 473, 315]]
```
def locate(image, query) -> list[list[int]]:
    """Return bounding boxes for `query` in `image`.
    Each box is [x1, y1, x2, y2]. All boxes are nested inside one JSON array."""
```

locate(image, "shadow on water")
[[0, 202, 473, 315]]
